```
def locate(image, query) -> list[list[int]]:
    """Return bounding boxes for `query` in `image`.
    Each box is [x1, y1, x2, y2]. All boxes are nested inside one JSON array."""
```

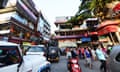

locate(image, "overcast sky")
[[33, 0, 80, 33]]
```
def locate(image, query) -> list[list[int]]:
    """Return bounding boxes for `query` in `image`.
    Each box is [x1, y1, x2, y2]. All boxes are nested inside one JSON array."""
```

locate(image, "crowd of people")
[[65, 44, 113, 72]]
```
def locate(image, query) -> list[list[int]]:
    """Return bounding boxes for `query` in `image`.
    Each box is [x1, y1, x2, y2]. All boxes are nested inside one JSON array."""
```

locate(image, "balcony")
[[17, 0, 37, 23], [21, 0, 39, 16]]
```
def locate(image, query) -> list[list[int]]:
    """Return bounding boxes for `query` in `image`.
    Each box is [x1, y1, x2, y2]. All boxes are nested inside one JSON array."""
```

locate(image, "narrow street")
[[0, 0, 119, 72], [51, 56, 67, 72], [51, 56, 101, 72], [79, 59, 101, 72]]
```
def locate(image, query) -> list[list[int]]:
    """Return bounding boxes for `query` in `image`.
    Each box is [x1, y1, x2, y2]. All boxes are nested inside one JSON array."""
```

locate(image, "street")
[[0, 0, 120, 72], [51, 56, 101, 72], [51, 56, 67, 72]]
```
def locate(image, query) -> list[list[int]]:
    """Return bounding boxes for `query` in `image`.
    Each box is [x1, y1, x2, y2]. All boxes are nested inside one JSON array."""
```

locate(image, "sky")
[[33, 0, 80, 33]]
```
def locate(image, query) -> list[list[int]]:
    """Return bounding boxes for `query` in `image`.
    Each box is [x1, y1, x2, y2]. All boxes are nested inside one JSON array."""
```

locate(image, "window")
[[27, 47, 45, 52], [0, 0, 8, 9], [116, 53, 120, 62], [0, 46, 21, 67]]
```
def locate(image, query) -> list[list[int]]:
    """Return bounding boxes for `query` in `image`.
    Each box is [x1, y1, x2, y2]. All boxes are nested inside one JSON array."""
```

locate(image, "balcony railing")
[[17, 0, 37, 23]]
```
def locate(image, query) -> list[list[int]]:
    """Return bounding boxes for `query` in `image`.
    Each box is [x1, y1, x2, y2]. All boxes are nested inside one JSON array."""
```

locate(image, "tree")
[[67, 1, 92, 24]]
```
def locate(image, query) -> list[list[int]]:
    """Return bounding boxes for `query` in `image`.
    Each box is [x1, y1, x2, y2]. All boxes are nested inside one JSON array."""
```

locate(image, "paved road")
[[51, 56, 101, 72], [51, 56, 68, 72], [79, 59, 101, 72]]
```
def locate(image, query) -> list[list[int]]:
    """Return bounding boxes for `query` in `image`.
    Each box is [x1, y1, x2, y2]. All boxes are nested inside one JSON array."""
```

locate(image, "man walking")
[[84, 47, 92, 69], [95, 45, 107, 72]]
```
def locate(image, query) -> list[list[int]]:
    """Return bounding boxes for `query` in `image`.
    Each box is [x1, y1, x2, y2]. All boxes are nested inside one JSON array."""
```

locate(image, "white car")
[[21, 55, 51, 72], [0, 41, 51, 72]]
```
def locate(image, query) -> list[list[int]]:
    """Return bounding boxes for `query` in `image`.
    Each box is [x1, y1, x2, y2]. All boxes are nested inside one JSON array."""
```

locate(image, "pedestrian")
[[84, 47, 92, 69], [71, 48, 77, 58], [91, 47, 96, 61], [66, 48, 72, 59], [80, 47, 85, 59], [95, 45, 107, 72], [78, 47, 82, 59]]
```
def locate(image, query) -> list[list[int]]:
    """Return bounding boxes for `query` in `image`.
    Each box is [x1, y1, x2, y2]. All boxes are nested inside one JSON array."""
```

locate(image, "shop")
[[97, 20, 120, 46]]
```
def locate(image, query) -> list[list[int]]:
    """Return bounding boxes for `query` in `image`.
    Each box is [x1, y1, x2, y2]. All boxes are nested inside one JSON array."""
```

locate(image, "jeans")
[[100, 60, 106, 72]]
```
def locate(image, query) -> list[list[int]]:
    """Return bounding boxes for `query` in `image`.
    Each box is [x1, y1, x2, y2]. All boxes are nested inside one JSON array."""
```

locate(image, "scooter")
[[67, 57, 82, 72]]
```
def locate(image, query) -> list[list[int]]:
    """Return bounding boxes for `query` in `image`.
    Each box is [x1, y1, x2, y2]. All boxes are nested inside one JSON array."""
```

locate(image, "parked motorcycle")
[[67, 57, 82, 72]]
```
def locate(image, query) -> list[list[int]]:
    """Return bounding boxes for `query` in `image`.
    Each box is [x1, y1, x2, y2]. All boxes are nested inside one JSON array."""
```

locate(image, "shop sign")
[[58, 39, 77, 48], [81, 37, 91, 42]]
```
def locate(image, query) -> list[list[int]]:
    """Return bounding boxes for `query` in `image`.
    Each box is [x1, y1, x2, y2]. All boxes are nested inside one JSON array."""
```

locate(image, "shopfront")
[[97, 20, 120, 45]]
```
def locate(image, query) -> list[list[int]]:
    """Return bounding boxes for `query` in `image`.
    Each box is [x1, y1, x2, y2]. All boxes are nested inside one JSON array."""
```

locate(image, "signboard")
[[81, 37, 91, 42], [58, 39, 77, 48]]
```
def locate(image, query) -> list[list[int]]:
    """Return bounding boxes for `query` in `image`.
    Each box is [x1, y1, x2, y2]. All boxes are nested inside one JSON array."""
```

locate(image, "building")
[[96, 20, 120, 47], [96, 1, 120, 47], [37, 12, 51, 43], [0, 0, 51, 45], [54, 16, 98, 48]]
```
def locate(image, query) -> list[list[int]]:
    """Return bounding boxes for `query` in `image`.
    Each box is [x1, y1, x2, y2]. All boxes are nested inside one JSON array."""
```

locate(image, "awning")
[[97, 20, 120, 29], [98, 25, 119, 35], [88, 32, 98, 35]]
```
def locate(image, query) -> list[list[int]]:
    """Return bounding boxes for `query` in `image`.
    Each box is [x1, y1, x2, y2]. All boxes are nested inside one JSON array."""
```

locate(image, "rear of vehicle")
[[26, 45, 46, 57], [67, 58, 82, 72], [47, 47, 60, 62], [22, 55, 51, 72], [25, 45, 51, 72]]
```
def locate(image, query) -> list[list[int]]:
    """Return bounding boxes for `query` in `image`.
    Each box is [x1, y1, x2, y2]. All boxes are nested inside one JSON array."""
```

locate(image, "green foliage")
[[89, 0, 96, 10], [78, 11, 92, 19], [78, 1, 91, 12], [68, 0, 120, 24], [67, 16, 79, 24]]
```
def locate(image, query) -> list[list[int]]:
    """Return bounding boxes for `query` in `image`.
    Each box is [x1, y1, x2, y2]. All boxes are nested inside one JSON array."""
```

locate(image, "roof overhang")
[[97, 20, 120, 29], [97, 25, 119, 35]]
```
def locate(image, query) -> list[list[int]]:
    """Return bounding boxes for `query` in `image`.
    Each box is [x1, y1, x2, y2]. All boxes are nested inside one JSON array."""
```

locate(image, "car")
[[26, 45, 47, 57], [47, 46, 60, 62], [107, 45, 120, 72], [0, 41, 51, 72]]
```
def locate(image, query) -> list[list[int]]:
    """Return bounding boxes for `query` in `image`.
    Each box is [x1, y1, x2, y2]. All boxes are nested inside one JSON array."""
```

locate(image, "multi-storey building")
[[37, 12, 51, 42], [0, 0, 51, 44], [54, 16, 97, 48], [95, 1, 120, 47]]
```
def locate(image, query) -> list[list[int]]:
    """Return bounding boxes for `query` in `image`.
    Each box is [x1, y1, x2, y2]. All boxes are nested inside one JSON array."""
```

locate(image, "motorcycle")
[[67, 57, 82, 72]]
